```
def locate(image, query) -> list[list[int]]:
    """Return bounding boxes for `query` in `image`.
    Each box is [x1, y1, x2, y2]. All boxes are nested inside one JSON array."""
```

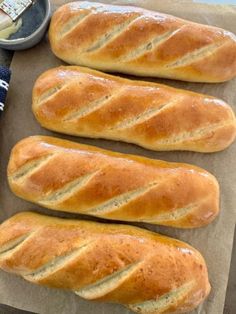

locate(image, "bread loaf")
[[32, 66, 236, 153], [8, 136, 219, 228], [49, 1, 236, 82], [0, 211, 211, 314]]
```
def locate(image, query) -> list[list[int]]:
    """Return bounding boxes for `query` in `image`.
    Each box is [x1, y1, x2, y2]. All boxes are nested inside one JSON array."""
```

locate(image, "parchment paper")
[[0, 1, 236, 313]]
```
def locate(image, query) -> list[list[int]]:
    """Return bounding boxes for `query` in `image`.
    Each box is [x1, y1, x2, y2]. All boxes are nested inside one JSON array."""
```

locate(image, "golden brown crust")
[[49, 2, 236, 82], [32, 66, 236, 153], [7, 136, 220, 228], [0, 212, 211, 313]]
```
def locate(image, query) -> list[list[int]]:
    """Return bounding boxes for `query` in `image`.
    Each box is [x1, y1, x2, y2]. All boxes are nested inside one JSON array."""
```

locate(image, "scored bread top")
[[32, 66, 236, 153], [49, 1, 236, 82], [8, 136, 219, 228], [0, 211, 211, 313]]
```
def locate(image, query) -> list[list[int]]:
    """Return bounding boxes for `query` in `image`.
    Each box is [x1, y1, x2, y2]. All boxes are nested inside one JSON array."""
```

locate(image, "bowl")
[[0, 0, 51, 50]]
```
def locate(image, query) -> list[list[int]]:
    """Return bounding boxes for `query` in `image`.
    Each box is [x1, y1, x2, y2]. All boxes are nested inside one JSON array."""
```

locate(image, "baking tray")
[[0, 1, 235, 313]]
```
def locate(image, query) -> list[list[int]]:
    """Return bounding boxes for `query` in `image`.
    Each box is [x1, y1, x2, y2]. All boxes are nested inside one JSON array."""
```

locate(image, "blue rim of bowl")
[[0, 0, 51, 46]]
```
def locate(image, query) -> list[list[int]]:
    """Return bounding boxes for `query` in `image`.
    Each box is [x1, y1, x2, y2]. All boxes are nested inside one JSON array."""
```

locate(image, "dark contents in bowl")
[[9, 1, 46, 39]]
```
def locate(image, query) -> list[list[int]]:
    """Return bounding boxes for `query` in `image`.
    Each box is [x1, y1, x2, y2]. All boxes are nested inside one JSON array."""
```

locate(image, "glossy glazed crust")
[[0, 212, 211, 314], [8, 136, 219, 228], [32, 66, 236, 153], [49, 2, 236, 82]]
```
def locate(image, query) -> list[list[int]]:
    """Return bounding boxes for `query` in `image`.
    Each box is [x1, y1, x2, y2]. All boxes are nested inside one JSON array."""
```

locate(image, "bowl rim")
[[0, 0, 51, 47]]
